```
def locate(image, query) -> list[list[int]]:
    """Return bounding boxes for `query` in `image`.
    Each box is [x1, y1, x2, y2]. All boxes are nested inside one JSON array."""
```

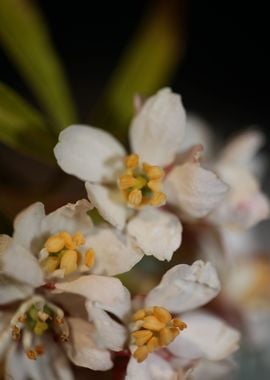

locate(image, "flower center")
[[131, 306, 187, 362], [118, 154, 166, 208], [10, 296, 69, 360], [41, 231, 95, 276]]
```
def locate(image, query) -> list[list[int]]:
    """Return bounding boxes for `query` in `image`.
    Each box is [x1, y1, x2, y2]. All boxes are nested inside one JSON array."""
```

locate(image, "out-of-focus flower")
[[182, 115, 270, 229], [122, 261, 240, 379], [54, 88, 227, 261]]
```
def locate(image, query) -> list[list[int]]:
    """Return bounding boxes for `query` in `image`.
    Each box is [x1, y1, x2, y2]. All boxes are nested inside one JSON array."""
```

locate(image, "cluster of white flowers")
[[1, 88, 269, 379]]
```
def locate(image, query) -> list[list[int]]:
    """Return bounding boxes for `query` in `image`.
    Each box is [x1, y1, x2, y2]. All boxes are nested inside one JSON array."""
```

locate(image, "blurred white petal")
[[126, 354, 177, 380]]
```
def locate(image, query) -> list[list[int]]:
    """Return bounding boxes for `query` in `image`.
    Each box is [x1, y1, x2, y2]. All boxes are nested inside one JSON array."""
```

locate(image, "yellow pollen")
[[118, 154, 166, 209], [85, 248, 95, 268], [26, 350, 37, 360], [41, 231, 95, 276], [131, 306, 187, 362]]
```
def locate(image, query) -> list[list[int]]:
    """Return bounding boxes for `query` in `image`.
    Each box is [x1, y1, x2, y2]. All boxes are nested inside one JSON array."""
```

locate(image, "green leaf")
[[0, 0, 77, 132], [94, 2, 185, 137], [0, 82, 56, 162]]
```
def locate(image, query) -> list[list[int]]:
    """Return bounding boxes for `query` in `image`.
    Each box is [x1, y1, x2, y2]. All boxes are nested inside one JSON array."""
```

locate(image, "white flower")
[[0, 199, 142, 289], [54, 88, 226, 261], [182, 116, 270, 228], [121, 261, 240, 379]]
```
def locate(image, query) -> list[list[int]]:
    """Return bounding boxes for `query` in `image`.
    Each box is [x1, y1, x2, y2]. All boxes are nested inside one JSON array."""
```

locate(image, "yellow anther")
[[133, 346, 149, 363], [72, 232, 85, 247], [60, 250, 78, 275], [11, 325, 21, 341], [147, 336, 159, 352], [59, 232, 75, 250], [134, 176, 147, 189], [128, 189, 142, 207], [132, 309, 146, 321], [118, 175, 136, 190], [35, 345, 44, 356], [125, 154, 139, 169], [132, 330, 153, 346], [150, 191, 166, 206], [41, 256, 60, 273], [18, 314, 27, 323], [143, 165, 164, 180], [142, 316, 166, 332], [26, 350, 37, 360], [171, 327, 180, 339], [85, 248, 95, 268], [44, 235, 65, 253], [153, 307, 172, 324], [59, 333, 69, 342], [173, 319, 187, 330], [147, 179, 161, 192], [159, 327, 174, 346]]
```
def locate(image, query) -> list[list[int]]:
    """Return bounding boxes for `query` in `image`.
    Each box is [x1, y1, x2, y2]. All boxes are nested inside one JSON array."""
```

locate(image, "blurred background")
[[0, 0, 269, 378]]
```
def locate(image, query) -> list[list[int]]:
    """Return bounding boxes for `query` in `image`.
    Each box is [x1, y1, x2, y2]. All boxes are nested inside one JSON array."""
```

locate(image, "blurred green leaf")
[[0, 0, 77, 132], [0, 82, 56, 162], [94, 1, 185, 138]]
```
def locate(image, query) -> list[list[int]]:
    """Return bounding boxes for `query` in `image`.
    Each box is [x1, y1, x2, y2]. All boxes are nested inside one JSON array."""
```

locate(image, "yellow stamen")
[[59, 232, 75, 250], [119, 175, 136, 190], [147, 179, 161, 192], [26, 350, 37, 360], [128, 189, 142, 207], [85, 248, 95, 268], [41, 256, 60, 273], [131, 306, 187, 362], [72, 231, 85, 247], [150, 191, 166, 206], [60, 249, 78, 275], [44, 235, 65, 253], [143, 165, 164, 180], [11, 325, 21, 341], [133, 346, 149, 363], [125, 154, 139, 169]]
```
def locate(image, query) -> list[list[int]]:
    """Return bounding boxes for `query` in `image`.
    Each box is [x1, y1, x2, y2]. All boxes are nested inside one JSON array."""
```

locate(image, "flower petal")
[[127, 208, 182, 261], [168, 310, 240, 361], [13, 202, 45, 251], [220, 130, 264, 166], [86, 304, 127, 351], [0, 276, 33, 305], [191, 359, 237, 380], [0, 312, 11, 359], [41, 199, 93, 236], [65, 317, 113, 371], [86, 227, 143, 276], [126, 354, 177, 380], [129, 88, 186, 167], [209, 165, 270, 228], [54, 125, 126, 183], [145, 261, 220, 313], [85, 182, 127, 229], [0, 235, 44, 287], [165, 163, 228, 219], [55, 275, 131, 319]]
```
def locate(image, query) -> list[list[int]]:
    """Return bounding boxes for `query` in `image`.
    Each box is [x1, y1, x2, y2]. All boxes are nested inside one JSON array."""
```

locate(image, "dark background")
[[1, 0, 269, 142]]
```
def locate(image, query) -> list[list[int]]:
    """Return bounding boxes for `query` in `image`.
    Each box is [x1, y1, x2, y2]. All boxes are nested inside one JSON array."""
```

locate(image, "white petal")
[[0, 235, 44, 287], [168, 310, 240, 361], [86, 304, 127, 351], [145, 261, 220, 313], [209, 165, 270, 228], [55, 275, 131, 319], [130, 88, 186, 167], [165, 163, 228, 219], [126, 354, 177, 380], [13, 202, 45, 251], [127, 208, 182, 261], [65, 317, 113, 371], [41, 199, 93, 236], [0, 276, 33, 305], [220, 130, 264, 166], [54, 125, 126, 183], [0, 312, 11, 359], [85, 182, 127, 229], [86, 227, 143, 276]]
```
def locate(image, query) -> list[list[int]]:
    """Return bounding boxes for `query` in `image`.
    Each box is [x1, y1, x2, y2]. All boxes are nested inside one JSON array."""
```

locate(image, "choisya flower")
[[54, 88, 227, 261], [122, 261, 240, 379], [177, 115, 270, 229]]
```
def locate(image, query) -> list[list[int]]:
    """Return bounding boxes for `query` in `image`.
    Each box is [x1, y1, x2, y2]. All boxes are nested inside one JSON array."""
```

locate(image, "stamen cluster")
[[118, 154, 166, 208], [131, 306, 187, 362]]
